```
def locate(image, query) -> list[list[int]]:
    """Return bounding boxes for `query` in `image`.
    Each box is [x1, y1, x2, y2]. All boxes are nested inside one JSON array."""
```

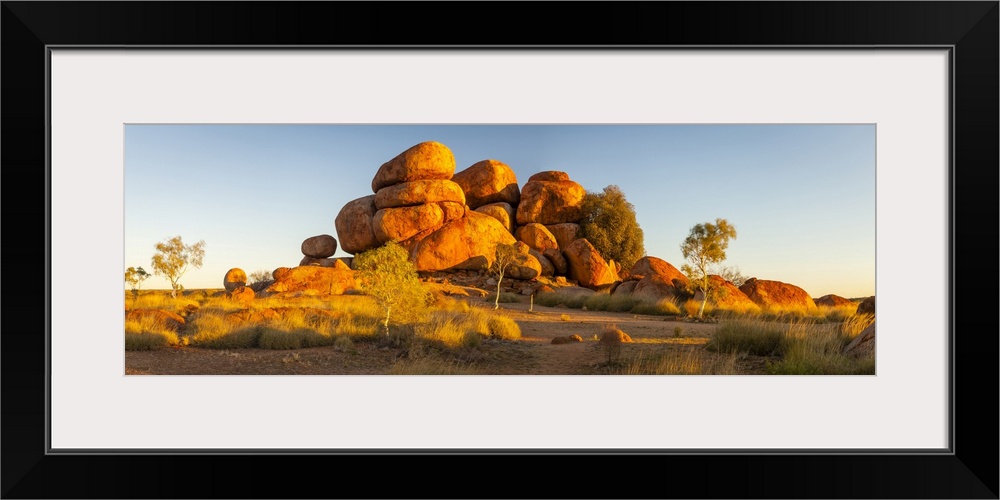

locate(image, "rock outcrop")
[[627, 257, 689, 302], [814, 294, 856, 308], [264, 262, 357, 295], [739, 278, 816, 310], [409, 211, 517, 272], [843, 321, 875, 357]]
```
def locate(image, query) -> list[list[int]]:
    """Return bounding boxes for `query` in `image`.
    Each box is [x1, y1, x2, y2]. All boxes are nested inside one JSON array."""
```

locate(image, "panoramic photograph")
[[124, 124, 876, 375]]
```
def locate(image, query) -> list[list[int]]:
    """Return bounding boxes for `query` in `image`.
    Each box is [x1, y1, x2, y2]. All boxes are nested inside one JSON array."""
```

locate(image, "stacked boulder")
[[332, 143, 616, 289], [299, 234, 345, 267], [335, 142, 515, 273]]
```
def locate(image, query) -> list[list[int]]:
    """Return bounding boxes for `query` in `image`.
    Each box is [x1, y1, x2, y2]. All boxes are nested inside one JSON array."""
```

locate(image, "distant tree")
[[487, 243, 520, 310], [353, 242, 430, 336], [150, 236, 206, 299], [248, 269, 272, 285], [718, 265, 748, 288], [579, 185, 646, 271], [680, 218, 737, 319], [124, 266, 150, 300]]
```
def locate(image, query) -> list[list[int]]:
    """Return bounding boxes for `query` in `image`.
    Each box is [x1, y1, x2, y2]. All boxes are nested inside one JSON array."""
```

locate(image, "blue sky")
[[125, 124, 875, 298]]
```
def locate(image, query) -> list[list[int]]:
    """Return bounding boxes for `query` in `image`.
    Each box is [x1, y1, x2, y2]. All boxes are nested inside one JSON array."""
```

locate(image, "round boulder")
[[515, 223, 560, 253], [410, 212, 517, 272], [301, 234, 338, 258], [451, 159, 520, 209], [739, 278, 817, 310], [516, 176, 586, 225], [223, 268, 247, 292], [371, 141, 456, 193], [563, 238, 616, 289], [335, 195, 380, 255]]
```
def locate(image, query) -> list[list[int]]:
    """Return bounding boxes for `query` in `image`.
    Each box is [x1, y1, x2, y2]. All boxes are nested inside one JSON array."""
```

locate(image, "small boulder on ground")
[[228, 286, 255, 304], [843, 321, 875, 357], [814, 294, 856, 308], [551, 334, 584, 345]]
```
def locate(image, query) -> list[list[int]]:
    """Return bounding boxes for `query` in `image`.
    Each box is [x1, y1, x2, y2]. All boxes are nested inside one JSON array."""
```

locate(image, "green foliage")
[[487, 243, 520, 310], [354, 241, 431, 336], [680, 218, 737, 318], [124, 266, 151, 298], [579, 185, 646, 271], [150, 236, 206, 299]]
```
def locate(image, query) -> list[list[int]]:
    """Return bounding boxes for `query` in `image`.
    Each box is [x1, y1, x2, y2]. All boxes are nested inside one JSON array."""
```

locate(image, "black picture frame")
[[3, 2, 997, 498]]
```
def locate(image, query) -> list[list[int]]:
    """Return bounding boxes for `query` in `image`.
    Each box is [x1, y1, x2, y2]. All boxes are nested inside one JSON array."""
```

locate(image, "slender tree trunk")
[[495, 273, 503, 310], [170, 282, 178, 299], [384, 306, 391, 336], [698, 294, 708, 319]]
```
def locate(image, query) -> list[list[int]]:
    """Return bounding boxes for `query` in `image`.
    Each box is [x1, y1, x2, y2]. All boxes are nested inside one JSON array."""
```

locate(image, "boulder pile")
[[332, 141, 621, 287]]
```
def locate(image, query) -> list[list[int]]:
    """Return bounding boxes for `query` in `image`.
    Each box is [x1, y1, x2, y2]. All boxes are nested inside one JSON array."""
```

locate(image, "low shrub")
[[630, 299, 681, 316], [708, 319, 785, 356]]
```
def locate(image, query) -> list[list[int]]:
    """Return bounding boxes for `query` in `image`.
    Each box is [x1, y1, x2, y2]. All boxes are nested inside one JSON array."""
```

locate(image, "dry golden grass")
[[124, 315, 182, 350]]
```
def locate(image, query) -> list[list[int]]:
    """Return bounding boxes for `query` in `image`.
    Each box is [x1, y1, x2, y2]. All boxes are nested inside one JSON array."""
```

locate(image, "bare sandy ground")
[[125, 296, 751, 376]]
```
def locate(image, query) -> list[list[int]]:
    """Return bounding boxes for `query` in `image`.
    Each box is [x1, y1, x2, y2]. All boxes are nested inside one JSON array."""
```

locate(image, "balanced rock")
[[335, 195, 379, 255], [474, 202, 515, 233], [563, 238, 616, 289], [410, 211, 517, 272], [301, 234, 337, 258], [452, 159, 520, 209], [371, 141, 456, 193], [374, 179, 466, 209], [516, 172, 586, 225], [814, 294, 856, 308], [515, 223, 559, 253], [544, 223, 581, 251], [223, 268, 247, 292], [739, 278, 817, 310], [264, 264, 357, 295]]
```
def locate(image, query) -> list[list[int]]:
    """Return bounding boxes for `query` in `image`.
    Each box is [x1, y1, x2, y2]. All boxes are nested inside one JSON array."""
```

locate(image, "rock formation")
[[223, 268, 247, 292], [451, 159, 520, 209], [739, 278, 816, 310], [515, 171, 586, 225]]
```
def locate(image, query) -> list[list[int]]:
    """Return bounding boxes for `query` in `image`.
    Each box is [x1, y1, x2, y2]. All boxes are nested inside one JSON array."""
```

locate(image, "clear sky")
[[124, 124, 875, 298]]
